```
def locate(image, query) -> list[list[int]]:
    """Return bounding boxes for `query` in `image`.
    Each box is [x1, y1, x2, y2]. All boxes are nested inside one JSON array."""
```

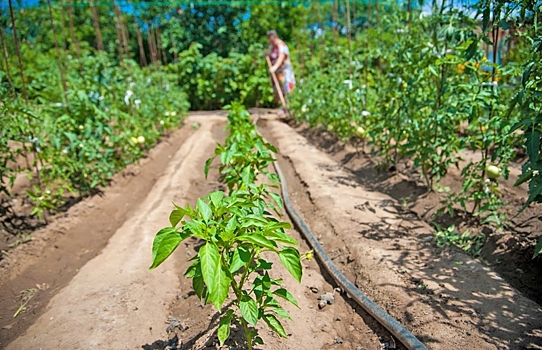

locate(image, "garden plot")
[[1, 111, 541, 350]]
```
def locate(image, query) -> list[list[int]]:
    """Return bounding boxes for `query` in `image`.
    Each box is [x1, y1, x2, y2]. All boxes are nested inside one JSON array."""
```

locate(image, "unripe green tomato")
[[356, 126, 365, 136], [485, 165, 501, 179]]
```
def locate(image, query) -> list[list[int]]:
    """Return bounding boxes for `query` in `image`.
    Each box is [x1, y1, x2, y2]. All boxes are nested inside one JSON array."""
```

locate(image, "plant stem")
[[240, 317, 253, 350]]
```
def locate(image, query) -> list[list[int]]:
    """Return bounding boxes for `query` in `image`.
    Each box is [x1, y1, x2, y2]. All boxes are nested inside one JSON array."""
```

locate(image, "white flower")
[[98, 95, 104, 101], [134, 99, 141, 109], [124, 90, 133, 105], [55, 102, 63, 107], [301, 105, 308, 113], [146, 78, 151, 84], [343, 79, 353, 90], [171, 111, 177, 116], [62, 148, 69, 154], [165, 84, 170, 91], [362, 84, 367, 89], [160, 120, 165, 125], [362, 110, 371, 117], [129, 82, 135, 87]]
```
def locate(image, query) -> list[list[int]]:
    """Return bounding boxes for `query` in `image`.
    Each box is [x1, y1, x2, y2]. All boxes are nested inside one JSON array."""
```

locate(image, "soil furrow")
[[259, 115, 542, 350]]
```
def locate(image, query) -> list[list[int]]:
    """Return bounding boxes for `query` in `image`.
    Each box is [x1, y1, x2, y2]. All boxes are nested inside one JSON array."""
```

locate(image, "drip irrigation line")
[[271, 153, 427, 350]]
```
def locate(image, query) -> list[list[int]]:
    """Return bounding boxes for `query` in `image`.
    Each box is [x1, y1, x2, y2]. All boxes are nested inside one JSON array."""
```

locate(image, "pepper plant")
[[151, 104, 302, 348]]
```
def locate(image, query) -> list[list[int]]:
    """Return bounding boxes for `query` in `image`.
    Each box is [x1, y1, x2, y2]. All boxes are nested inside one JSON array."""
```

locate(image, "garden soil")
[[1, 111, 541, 350]]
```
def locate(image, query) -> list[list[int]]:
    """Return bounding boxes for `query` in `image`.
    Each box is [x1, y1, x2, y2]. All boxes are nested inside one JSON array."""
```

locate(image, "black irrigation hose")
[[272, 160, 427, 350]]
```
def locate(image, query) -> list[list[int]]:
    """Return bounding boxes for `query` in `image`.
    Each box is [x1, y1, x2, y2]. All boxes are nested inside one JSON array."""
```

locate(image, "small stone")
[[318, 292, 335, 305], [334, 337, 343, 344], [133, 307, 138, 311], [318, 300, 327, 309], [310, 286, 319, 293], [334, 317, 341, 321]]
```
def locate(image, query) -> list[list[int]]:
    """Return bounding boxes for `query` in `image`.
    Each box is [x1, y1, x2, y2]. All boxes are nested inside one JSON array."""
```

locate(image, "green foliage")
[[289, 0, 527, 227], [433, 224, 486, 257], [168, 44, 274, 110], [151, 104, 301, 349], [1, 40, 188, 221]]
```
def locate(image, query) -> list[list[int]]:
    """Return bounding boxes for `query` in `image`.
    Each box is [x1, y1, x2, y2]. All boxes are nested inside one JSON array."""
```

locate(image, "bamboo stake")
[[60, 0, 69, 50], [154, 27, 162, 64], [0, 28, 13, 91], [116, 2, 130, 59], [113, 1, 124, 62], [147, 23, 156, 64], [170, 34, 178, 62], [156, 26, 167, 64], [67, 0, 83, 74], [47, 0, 70, 110], [345, 0, 352, 77], [135, 16, 148, 66], [8, 0, 28, 104], [90, 0, 104, 51]]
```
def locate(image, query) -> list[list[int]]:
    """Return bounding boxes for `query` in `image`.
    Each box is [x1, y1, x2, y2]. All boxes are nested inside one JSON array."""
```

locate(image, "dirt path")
[[2, 111, 541, 350]]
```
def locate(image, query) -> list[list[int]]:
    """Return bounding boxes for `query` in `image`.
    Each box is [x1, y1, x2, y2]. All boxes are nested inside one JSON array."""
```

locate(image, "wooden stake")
[[67, 0, 83, 74], [134, 17, 147, 66], [47, 0, 70, 110], [154, 27, 162, 64], [8, 0, 28, 104], [90, 0, 104, 51], [113, 1, 124, 62], [170, 34, 178, 62], [0, 28, 13, 90], [156, 26, 167, 64], [346, 0, 352, 76]]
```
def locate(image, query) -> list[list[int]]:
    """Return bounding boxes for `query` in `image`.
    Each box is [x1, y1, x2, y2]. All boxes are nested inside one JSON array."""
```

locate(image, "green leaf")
[[269, 192, 283, 209], [150, 227, 185, 269], [193, 274, 205, 299], [240, 294, 259, 326], [197, 198, 212, 222], [218, 310, 234, 346], [273, 288, 299, 308], [204, 157, 214, 179], [264, 229, 299, 245], [199, 243, 230, 310], [263, 314, 287, 338], [230, 246, 251, 273], [209, 191, 224, 208], [169, 207, 187, 227], [237, 234, 277, 250], [278, 247, 302, 282], [184, 260, 201, 277], [271, 306, 293, 321], [242, 165, 252, 184]]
